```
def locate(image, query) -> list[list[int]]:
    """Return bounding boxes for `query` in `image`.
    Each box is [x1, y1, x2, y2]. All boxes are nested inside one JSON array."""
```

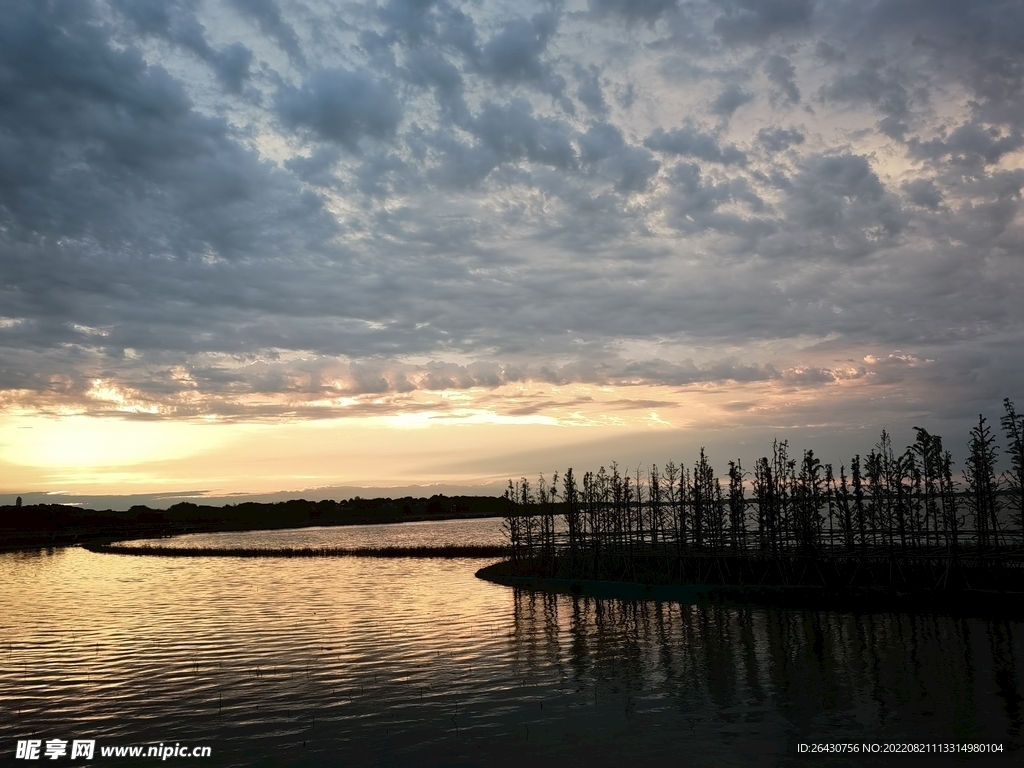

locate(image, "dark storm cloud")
[[0, 0, 1022, 427]]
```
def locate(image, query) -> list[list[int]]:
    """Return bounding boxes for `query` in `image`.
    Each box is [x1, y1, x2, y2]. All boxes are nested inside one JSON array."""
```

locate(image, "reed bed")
[[87, 543, 508, 559]]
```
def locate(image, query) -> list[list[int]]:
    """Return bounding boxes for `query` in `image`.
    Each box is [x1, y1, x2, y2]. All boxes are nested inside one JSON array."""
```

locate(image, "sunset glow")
[[1, 1, 1022, 507]]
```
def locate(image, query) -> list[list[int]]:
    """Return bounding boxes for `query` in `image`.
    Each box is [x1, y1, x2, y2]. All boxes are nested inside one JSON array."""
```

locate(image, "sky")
[[1, 0, 1023, 509]]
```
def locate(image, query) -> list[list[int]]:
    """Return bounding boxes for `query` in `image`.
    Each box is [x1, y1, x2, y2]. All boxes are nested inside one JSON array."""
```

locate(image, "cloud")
[[662, 162, 771, 237], [0, 349, 868, 422], [113, 0, 254, 93], [578, 123, 660, 191], [821, 67, 910, 125], [468, 99, 577, 170], [765, 54, 800, 103], [0, 2, 337, 264], [711, 83, 755, 116], [588, 0, 680, 25], [643, 125, 748, 165], [757, 126, 804, 151], [402, 47, 463, 94], [908, 122, 1024, 171], [374, 0, 441, 46], [0, 0, 1021, 450], [814, 39, 844, 63], [275, 68, 403, 150], [901, 178, 943, 210], [712, 0, 815, 45], [229, 0, 305, 68], [284, 145, 344, 189], [778, 153, 906, 254], [574, 64, 608, 117], [475, 11, 568, 104]]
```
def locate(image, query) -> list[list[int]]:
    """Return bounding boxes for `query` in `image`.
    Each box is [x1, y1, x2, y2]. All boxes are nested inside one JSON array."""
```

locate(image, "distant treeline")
[[86, 543, 507, 559], [502, 398, 1024, 592], [0, 495, 508, 551]]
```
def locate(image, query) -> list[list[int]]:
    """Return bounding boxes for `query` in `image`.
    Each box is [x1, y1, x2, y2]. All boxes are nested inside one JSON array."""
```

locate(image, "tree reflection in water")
[[502, 589, 1022, 762]]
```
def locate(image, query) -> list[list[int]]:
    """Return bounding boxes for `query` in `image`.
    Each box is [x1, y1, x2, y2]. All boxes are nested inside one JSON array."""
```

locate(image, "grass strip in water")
[[86, 542, 508, 558]]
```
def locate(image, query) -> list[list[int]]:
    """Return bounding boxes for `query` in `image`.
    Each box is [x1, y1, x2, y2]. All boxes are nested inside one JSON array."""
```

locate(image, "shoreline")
[[84, 541, 507, 558], [0, 508, 506, 554], [475, 560, 1024, 620]]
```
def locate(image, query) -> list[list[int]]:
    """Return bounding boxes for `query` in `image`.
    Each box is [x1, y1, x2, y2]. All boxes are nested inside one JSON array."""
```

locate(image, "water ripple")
[[1, 525, 1022, 766]]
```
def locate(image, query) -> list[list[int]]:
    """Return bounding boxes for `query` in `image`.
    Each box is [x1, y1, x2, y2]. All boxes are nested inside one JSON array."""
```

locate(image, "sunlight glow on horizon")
[[0, 370, 968, 503]]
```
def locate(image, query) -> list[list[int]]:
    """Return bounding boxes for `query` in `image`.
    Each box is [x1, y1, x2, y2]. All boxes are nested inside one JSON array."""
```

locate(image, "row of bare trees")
[[503, 399, 1024, 567]]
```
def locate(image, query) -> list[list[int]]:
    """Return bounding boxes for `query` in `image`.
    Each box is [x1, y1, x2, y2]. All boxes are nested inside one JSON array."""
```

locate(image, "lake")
[[1, 518, 1021, 766]]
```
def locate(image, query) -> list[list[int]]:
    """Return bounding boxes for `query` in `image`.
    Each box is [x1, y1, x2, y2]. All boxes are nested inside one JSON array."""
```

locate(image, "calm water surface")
[[115, 517, 509, 550], [1, 519, 1022, 766]]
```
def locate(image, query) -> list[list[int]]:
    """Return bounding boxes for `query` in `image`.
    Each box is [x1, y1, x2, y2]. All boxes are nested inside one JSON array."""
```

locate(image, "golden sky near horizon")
[[0, 367, 973, 505]]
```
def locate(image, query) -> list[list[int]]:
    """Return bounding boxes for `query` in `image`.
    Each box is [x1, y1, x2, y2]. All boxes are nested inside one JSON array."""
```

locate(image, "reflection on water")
[[0, 524, 1021, 766], [119, 516, 507, 550]]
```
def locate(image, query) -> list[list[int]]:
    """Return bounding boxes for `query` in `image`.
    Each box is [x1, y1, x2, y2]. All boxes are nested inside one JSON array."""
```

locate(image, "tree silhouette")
[[499, 399, 1021, 591], [965, 415, 1000, 551], [1001, 398, 1024, 537]]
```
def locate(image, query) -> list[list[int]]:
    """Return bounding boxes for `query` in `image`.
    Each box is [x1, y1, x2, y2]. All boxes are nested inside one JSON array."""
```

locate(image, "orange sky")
[[1, 371, 975, 508]]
